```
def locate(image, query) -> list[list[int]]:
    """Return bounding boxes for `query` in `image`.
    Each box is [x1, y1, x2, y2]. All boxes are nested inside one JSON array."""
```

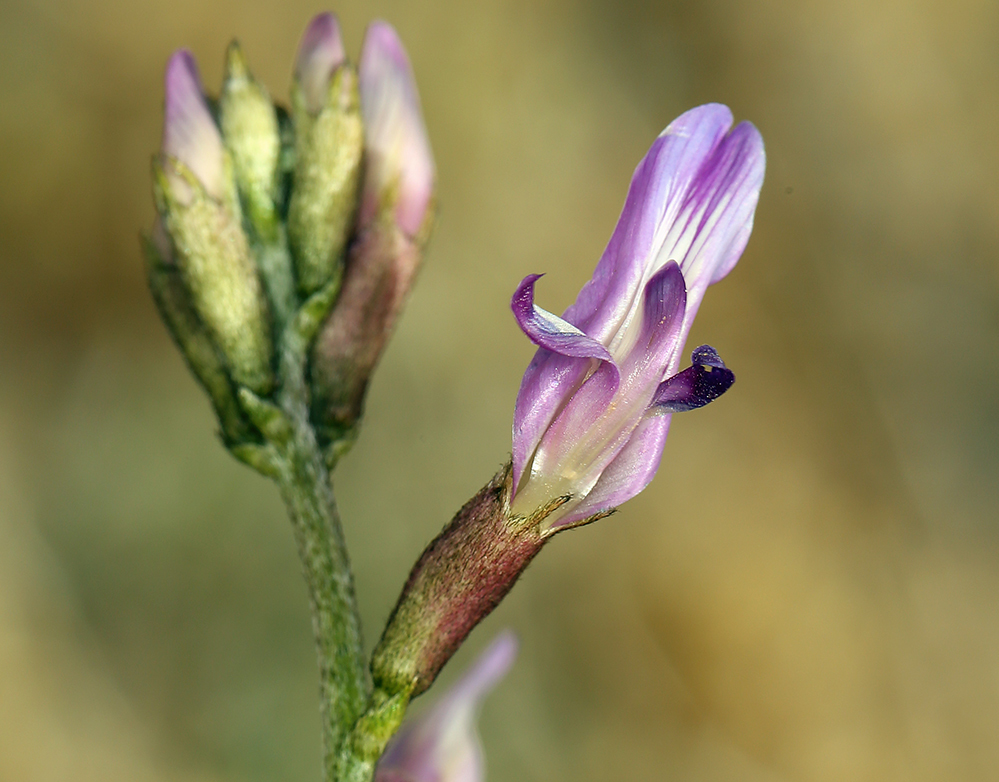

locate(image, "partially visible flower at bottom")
[[375, 632, 517, 782]]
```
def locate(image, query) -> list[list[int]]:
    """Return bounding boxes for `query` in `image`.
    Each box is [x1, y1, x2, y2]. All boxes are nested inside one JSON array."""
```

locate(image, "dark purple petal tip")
[[651, 344, 734, 412]]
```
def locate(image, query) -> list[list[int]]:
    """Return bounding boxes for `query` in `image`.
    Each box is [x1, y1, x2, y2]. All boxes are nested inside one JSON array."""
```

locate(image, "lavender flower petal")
[[550, 414, 671, 529], [564, 104, 736, 344]]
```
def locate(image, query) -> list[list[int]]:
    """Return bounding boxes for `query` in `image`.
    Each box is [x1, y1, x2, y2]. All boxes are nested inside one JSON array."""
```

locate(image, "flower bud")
[[219, 41, 281, 242], [375, 632, 516, 782], [357, 20, 435, 240], [309, 21, 436, 446], [287, 13, 364, 295], [142, 221, 254, 444], [155, 49, 273, 395]]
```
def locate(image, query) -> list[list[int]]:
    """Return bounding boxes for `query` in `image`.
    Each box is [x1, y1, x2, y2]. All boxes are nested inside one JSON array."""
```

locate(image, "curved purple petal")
[[550, 413, 672, 529], [512, 275, 615, 362], [617, 260, 686, 384], [652, 345, 735, 412]]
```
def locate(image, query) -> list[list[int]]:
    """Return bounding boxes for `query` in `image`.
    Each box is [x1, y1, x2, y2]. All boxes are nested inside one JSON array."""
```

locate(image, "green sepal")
[[287, 64, 363, 296], [220, 40, 281, 244], [229, 441, 282, 479], [292, 274, 343, 350], [237, 387, 293, 446], [141, 232, 257, 445], [154, 156, 275, 395]]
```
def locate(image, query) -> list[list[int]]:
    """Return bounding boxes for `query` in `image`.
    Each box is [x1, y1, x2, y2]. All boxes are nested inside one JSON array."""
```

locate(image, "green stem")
[[335, 688, 412, 782], [269, 287, 370, 780]]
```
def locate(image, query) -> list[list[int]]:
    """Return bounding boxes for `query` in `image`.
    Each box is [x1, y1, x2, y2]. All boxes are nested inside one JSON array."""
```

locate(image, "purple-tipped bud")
[[358, 21, 435, 238], [309, 23, 436, 443], [509, 104, 765, 529], [162, 50, 225, 202], [288, 13, 363, 294], [154, 49, 273, 395], [294, 13, 347, 115], [376, 632, 517, 782]]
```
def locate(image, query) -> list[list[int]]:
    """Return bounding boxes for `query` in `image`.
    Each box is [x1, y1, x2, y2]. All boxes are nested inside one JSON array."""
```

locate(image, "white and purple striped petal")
[[509, 104, 764, 528]]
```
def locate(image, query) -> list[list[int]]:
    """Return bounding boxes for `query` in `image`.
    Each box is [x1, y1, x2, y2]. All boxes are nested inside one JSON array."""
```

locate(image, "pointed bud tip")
[[224, 40, 250, 81], [295, 12, 346, 113]]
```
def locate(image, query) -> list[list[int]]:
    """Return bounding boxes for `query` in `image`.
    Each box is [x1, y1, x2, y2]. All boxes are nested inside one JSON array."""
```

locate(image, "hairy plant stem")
[[228, 235, 422, 781], [281, 310, 372, 782], [234, 250, 378, 781]]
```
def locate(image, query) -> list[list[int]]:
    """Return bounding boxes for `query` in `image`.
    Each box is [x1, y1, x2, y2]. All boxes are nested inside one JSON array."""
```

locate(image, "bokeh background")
[[2, 0, 998, 780]]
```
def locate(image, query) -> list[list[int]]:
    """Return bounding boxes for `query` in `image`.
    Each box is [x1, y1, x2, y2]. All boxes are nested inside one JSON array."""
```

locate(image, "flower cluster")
[[147, 14, 435, 451]]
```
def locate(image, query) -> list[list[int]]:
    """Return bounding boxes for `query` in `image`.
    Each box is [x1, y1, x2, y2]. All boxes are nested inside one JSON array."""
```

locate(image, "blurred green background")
[[2, 0, 998, 780]]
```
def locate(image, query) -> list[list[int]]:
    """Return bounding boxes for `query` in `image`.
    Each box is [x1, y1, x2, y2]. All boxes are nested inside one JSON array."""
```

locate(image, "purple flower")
[[375, 632, 517, 782], [510, 104, 765, 529]]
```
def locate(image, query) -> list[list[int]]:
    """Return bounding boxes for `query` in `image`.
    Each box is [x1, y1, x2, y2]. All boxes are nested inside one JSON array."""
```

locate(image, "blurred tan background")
[[2, 0, 998, 780]]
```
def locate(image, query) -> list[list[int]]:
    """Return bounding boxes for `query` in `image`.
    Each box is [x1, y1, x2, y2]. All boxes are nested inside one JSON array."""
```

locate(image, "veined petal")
[[512, 275, 615, 362], [550, 413, 671, 529], [162, 50, 224, 200], [376, 632, 517, 782], [651, 345, 735, 412], [564, 104, 736, 346], [294, 13, 346, 114], [651, 120, 765, 370], [358, 21, 435, 237], [512, 351, 591, 495]]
